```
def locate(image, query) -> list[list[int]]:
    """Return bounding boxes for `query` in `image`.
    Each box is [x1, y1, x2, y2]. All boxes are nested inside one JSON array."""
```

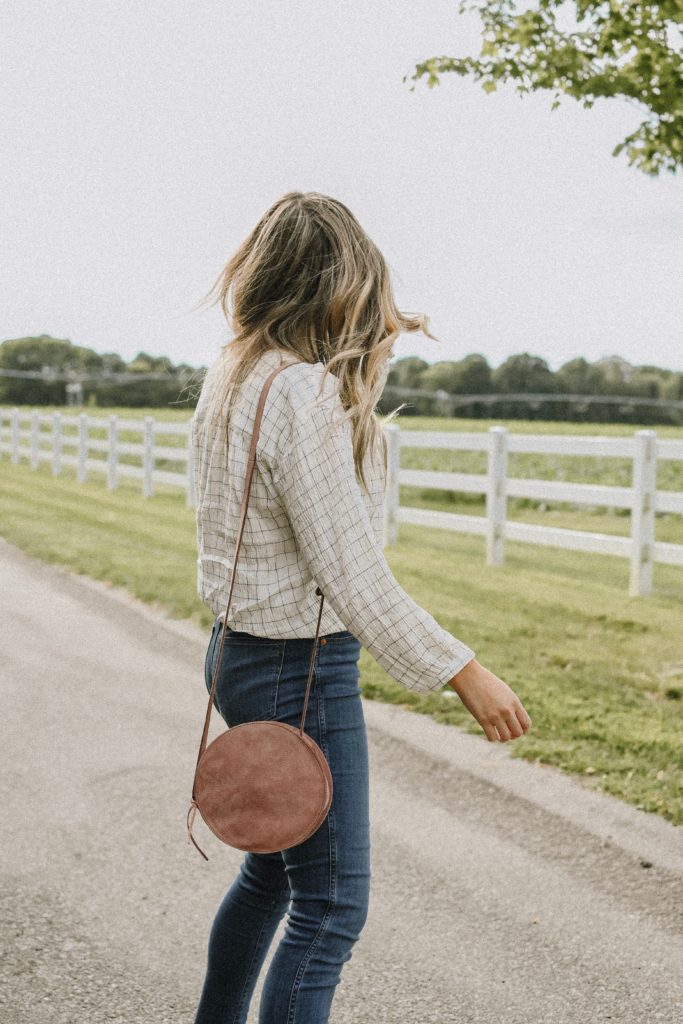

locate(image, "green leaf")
[[407, 0, 683, 175]]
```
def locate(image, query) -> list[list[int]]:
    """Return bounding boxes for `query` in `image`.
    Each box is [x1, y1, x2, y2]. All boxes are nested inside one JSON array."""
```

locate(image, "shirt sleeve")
[[267, 367, 476, 694]]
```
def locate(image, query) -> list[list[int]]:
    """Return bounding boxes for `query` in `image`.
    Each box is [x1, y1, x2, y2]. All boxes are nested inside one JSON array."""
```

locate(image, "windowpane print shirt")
[[191, 346, 476, 694]]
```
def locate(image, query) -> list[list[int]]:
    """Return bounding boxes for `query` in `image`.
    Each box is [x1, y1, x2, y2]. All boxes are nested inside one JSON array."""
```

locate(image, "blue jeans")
[[194, 618, 372, 1024]]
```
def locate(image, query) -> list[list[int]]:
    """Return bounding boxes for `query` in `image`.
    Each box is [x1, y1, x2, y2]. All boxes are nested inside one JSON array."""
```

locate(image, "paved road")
[[1, 535, 682, 1023]]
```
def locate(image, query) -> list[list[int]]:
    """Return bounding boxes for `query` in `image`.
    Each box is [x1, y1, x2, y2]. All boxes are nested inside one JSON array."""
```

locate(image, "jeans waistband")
[[213, 616, 356, 644]]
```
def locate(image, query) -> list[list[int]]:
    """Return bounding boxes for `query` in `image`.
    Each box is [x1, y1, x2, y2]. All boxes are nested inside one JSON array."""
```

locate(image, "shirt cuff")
[[428, 649, 477, 692]]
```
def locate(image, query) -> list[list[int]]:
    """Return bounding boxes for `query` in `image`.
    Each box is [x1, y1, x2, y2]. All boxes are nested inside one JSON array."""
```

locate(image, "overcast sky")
[[2, 0, 682, 374]]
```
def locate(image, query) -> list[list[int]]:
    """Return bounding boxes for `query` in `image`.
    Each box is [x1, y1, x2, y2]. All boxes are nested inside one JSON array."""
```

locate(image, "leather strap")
[[188, 357, 326, 858]]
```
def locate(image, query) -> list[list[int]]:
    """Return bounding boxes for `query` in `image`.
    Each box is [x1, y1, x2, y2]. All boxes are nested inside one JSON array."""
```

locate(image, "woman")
[[190, 191, 532, 1024]]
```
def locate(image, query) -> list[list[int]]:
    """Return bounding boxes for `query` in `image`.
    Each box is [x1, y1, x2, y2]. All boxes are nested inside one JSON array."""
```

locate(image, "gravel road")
[[1, 535, 682, 1023]]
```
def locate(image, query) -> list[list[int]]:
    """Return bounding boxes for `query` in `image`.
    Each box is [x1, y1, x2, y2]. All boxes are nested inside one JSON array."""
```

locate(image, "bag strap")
[[187, 358, 326, 858]]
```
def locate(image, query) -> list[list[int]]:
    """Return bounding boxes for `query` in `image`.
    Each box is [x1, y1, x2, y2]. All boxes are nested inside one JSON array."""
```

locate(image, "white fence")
[[0, 408, 196, 506], [383, 424, 683, 598], [2, 408, 683, 597]]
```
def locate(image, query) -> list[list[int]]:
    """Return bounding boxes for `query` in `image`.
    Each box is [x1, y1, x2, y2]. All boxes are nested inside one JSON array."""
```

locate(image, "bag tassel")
[[187, 800, 209, 861]]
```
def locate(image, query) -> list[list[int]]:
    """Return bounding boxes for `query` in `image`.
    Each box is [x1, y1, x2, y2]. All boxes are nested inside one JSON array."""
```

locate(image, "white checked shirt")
[[191, 346, 476, 693]]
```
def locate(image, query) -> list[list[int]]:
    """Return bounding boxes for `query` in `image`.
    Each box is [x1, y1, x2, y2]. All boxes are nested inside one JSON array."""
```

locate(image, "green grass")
[[1, 410, 682, 827]]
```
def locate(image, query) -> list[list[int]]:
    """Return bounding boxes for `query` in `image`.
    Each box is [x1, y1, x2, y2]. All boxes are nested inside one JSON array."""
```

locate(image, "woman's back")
[[192, 347, 386, 636], [191, 344, 476, 694]]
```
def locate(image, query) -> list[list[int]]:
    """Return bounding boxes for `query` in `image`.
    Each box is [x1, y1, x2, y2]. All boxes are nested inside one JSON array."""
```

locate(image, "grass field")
[[1, 407, 682, 827]]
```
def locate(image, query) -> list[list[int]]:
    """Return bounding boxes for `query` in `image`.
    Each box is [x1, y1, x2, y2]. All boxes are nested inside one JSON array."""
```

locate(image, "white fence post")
[[384, 423, 401, 546], [143, 416, 155, 497], [629, 429, 657, 597], [186, 420, 196, 508], [52, 412, 62, 475], [486, 426, 508, 566], [107, 414, 118, 490], [11, 408, 20, 464], [4, 409, 681, 596], [30, 411, 40, 469], [77, 412, 88, 483]]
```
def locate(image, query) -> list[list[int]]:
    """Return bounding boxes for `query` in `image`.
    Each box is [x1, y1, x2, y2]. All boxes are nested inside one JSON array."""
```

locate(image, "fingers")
[[483, 721, 499, 742], [504, 709, 527, 740], [494, 717, 513, 742], [518, 700, 532, 733], [489, 703, 533, 743], [462, 666, 533, 743]]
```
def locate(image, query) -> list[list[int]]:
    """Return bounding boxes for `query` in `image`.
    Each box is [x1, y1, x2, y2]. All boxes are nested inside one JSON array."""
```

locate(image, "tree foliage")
[[405, 0, 683, 175], [383, 350, 683, 423], [0, 336, 196, 407], [2, 336, 682, 424]]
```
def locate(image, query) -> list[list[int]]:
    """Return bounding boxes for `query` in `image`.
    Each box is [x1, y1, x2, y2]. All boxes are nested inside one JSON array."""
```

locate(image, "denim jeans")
[[194, 618, 371, 1024]]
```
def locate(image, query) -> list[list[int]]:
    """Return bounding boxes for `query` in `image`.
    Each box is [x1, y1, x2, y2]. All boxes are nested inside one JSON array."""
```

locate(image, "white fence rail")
[[0, 408, 195, 506], [382, 424, 683, 598], [2, 409, 682, 597]]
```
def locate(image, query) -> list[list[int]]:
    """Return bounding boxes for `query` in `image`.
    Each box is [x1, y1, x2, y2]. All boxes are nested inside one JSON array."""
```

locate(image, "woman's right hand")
[[447, 659, 532, 742]]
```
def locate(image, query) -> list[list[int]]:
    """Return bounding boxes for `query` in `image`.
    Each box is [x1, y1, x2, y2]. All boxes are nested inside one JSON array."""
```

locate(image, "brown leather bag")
[[186, 359, 333, 860]]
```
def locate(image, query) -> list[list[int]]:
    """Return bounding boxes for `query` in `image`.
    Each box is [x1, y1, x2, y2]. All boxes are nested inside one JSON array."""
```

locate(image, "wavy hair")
[[196, 191, 439, 493]]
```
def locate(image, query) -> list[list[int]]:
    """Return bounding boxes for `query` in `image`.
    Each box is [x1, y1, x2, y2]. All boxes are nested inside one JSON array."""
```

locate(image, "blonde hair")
[[197, 191, 439, 492]]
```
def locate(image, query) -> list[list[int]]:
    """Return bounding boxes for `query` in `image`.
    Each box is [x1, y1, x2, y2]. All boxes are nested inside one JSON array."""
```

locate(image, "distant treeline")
[[380, 353, 683, 425], [1, 335, 682, 425], [0, 335, 199, 409]]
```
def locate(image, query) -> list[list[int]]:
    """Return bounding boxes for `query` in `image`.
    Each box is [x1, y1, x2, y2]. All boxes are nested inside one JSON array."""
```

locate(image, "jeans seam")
[[231, 886, 289, 1024], [285, 687, 337, 1024], [205, 622, 219, 693], [271, 641, 287, 718], [231, 913, 270, 1024]]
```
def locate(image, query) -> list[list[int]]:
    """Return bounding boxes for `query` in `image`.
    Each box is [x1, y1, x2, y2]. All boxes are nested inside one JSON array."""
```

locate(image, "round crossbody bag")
[[186, 359, 333, 860]]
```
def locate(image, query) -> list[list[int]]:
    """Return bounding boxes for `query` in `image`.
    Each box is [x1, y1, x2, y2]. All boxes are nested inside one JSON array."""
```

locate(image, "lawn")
[[1, 409, 682, 827]]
